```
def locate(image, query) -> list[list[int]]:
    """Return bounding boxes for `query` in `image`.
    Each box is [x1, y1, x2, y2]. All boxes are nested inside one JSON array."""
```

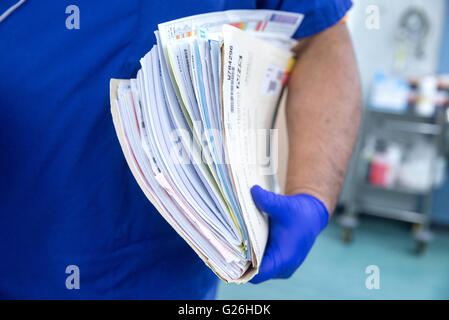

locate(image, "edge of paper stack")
[[110, 10, 303, 283]]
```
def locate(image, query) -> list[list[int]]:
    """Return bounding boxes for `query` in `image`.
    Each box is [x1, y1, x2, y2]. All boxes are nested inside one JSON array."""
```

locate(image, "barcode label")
[[260, 64, 284, 96]]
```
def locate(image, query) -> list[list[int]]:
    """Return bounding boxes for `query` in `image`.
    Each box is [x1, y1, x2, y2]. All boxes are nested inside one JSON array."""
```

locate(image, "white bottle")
[[416, 75, 437, 117]]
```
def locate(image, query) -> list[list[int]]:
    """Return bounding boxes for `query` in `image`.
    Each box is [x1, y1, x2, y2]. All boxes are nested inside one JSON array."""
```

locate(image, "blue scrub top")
[[0, 0, 351, 299]]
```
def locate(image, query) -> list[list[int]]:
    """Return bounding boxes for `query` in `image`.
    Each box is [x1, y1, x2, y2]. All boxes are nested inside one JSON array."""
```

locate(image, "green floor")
[[217, 216, 449, 299]]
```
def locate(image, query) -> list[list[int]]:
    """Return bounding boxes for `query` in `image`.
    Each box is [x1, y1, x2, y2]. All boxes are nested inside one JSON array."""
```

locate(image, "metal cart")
[[339, 95, 447, 254]]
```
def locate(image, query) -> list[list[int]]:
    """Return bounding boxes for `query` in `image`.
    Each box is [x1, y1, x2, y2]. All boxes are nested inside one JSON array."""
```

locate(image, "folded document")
[[110, 10, 303, 283]]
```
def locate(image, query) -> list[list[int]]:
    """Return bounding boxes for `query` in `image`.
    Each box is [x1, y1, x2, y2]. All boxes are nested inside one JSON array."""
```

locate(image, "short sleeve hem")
[[288, 0, 353, 39]]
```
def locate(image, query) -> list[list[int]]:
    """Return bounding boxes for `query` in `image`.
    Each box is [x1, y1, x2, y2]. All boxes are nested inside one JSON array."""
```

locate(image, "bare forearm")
[[285, 22, 361, 213]]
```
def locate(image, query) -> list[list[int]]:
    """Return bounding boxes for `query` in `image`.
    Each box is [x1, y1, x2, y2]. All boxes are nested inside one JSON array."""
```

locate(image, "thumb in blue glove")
[[249, 185, 329, 284]]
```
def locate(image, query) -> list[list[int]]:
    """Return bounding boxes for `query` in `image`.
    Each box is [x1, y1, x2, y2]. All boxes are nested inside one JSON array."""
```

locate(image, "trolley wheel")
[[412, 225, 433, 255], [342, 228, 353, 243], [415, 241, 427, 255]]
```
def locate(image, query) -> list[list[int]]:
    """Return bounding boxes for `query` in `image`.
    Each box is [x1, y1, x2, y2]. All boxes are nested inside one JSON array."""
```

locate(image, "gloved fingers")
[[250, 243, 279, 284], [249, 248, 278, 284], [250, 185, 288, 222]]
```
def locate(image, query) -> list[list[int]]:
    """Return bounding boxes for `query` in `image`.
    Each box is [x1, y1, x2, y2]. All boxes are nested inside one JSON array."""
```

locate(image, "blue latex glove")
[[250, 185, 329, 283]]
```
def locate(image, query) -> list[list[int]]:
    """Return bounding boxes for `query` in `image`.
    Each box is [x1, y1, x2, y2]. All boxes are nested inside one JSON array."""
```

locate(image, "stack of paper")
[[110, 10, 303, 283]]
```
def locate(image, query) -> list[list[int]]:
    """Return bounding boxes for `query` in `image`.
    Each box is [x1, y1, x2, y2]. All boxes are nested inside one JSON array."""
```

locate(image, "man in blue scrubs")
[[0, 0, 360, 299]]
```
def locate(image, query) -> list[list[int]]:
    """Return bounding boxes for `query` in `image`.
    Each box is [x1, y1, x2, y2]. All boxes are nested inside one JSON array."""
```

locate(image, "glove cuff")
[[299, 194, 330, 234]]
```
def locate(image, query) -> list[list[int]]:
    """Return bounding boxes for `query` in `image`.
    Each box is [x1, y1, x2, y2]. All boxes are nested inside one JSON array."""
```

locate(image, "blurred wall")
[[347, 0, 445, 86]]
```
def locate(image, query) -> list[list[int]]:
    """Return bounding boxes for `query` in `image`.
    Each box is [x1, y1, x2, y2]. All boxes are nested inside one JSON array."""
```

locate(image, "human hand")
[[250, 185, 329, 284]]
